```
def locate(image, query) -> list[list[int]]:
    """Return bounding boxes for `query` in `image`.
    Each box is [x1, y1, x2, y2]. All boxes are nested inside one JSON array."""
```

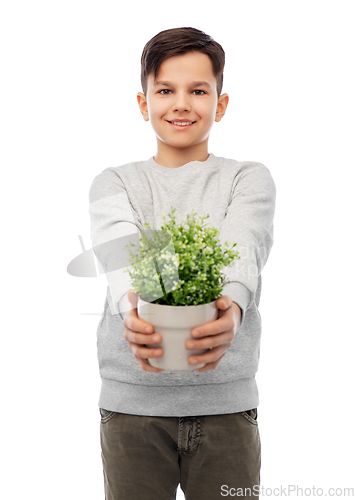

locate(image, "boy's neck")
[[153, 142, 210, 169]]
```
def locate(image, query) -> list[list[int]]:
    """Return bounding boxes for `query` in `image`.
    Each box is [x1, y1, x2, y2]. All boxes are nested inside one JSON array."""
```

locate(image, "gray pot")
[[137, 297, 218, 371]]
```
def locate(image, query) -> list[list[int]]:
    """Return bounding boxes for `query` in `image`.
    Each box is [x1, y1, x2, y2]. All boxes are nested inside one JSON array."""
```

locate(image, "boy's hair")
[[140, 27, 225, 98]]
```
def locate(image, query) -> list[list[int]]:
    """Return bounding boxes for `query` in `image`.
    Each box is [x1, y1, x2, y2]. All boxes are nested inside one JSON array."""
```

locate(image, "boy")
[[89, 27, 276, 500]]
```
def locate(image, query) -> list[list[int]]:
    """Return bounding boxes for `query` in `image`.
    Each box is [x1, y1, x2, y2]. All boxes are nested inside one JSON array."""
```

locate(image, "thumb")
[[217, 295, 230, 309], [127, 288, 138, 308]]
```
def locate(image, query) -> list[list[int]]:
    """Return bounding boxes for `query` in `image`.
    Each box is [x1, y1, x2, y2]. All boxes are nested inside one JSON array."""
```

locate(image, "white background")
[[1, 1, 354, 498]]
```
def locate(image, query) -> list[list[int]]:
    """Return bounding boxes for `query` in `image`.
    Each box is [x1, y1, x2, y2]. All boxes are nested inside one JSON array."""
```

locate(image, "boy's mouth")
[[167, 120, 196, 129]]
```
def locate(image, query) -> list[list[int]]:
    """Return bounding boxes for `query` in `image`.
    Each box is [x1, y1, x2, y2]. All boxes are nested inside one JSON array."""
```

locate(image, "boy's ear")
[[137, 92, 149, 121], [215, 93, 229, 122]]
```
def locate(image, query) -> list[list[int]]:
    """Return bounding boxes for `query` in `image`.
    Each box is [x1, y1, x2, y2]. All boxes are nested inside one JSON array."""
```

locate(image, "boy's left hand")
[[186, 296, 241, 372]]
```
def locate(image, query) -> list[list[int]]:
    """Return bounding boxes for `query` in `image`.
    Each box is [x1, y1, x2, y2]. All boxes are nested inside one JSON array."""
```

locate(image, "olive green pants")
[[99, 408, 261, 500]]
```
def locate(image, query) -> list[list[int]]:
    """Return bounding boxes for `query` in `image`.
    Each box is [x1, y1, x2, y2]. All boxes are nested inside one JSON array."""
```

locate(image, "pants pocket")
[[99, 407, 117, 424], [241, 407, 258, 425]]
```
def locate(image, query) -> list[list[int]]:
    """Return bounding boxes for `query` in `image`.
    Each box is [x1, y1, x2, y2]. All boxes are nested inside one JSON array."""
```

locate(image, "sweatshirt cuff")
[[221, 282, 251, 329]]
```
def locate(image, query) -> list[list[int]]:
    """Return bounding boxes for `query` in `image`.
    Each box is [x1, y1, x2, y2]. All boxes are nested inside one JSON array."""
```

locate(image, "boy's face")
[[137, 51, 228, 158]]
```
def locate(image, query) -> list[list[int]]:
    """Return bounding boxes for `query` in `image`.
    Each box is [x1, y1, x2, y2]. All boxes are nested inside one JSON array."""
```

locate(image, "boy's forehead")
[[149, 52, 215, 88]]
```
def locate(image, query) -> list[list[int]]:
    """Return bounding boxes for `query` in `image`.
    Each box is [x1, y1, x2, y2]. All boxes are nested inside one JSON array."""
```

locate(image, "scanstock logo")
[[66, 230, 179, 316]]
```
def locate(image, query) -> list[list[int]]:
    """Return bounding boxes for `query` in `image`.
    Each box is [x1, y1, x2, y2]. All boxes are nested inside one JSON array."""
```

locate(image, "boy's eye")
[[157, 89, 206, 95]]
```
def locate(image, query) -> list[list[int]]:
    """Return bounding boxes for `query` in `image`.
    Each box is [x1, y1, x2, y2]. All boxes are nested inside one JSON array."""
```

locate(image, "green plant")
[[123, 207, 240, 306]]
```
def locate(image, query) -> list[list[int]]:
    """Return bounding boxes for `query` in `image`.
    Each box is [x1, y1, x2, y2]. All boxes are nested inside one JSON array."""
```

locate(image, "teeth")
[[171, 121, 193, 126]]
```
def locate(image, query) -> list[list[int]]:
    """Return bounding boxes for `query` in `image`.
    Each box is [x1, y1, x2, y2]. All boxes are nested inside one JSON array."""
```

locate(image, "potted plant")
[[123, 207, 240, 371]]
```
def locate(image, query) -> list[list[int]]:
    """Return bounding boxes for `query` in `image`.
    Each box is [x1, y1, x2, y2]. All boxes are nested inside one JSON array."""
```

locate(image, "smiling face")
[[137, 51, 229, 167]]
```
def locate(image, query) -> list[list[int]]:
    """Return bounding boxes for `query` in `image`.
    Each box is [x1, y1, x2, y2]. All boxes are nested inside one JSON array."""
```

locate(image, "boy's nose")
[[172, 93, 191, 112]]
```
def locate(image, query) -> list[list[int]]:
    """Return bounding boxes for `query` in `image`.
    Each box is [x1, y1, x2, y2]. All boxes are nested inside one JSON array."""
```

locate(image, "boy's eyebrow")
[[154, 80, 212, 88]]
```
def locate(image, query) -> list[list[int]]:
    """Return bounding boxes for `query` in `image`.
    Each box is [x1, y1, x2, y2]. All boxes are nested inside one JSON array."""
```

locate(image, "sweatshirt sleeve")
[[220, 162, 276, 328], [88, 168, 142, 320]]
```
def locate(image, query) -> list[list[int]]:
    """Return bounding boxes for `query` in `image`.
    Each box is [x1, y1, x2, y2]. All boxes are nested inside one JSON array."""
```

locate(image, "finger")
[[193, 353, 226, 373], [127, 288, 138, 308], [192, 316, 235, 338], [217, 295, 232, 310], [186, 331, 234, 351], [188, 344, 230, 366], [125, 328, 162, 346], [128, 342, 163, 361], [124, 312, 156, 337], [134, 354, 165, 373]]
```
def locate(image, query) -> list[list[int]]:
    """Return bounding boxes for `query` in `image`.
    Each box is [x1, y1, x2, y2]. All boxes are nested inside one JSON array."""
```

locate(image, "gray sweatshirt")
[[88, 153, 276, 417]]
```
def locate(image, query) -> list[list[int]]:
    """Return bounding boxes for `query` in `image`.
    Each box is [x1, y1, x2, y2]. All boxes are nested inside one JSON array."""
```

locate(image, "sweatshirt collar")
[[146, 153, 218, 173]]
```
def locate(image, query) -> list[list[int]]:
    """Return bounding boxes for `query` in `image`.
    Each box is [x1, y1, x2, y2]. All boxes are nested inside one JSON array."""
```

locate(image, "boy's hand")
[[123, 290, 241, 374], [123, 289, 165, 373], [186, 296, 242, 373]]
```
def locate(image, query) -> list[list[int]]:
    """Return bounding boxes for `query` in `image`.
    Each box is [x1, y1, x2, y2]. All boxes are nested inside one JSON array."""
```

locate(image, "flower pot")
[[137, 297, 219, 371]]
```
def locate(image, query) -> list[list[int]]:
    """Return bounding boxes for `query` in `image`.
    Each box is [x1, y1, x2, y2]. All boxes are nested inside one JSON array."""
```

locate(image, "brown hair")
[[140, 27, 225, 97]]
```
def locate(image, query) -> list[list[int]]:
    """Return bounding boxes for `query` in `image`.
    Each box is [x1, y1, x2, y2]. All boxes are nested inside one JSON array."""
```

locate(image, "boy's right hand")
[[123, 289, 165, 372]]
